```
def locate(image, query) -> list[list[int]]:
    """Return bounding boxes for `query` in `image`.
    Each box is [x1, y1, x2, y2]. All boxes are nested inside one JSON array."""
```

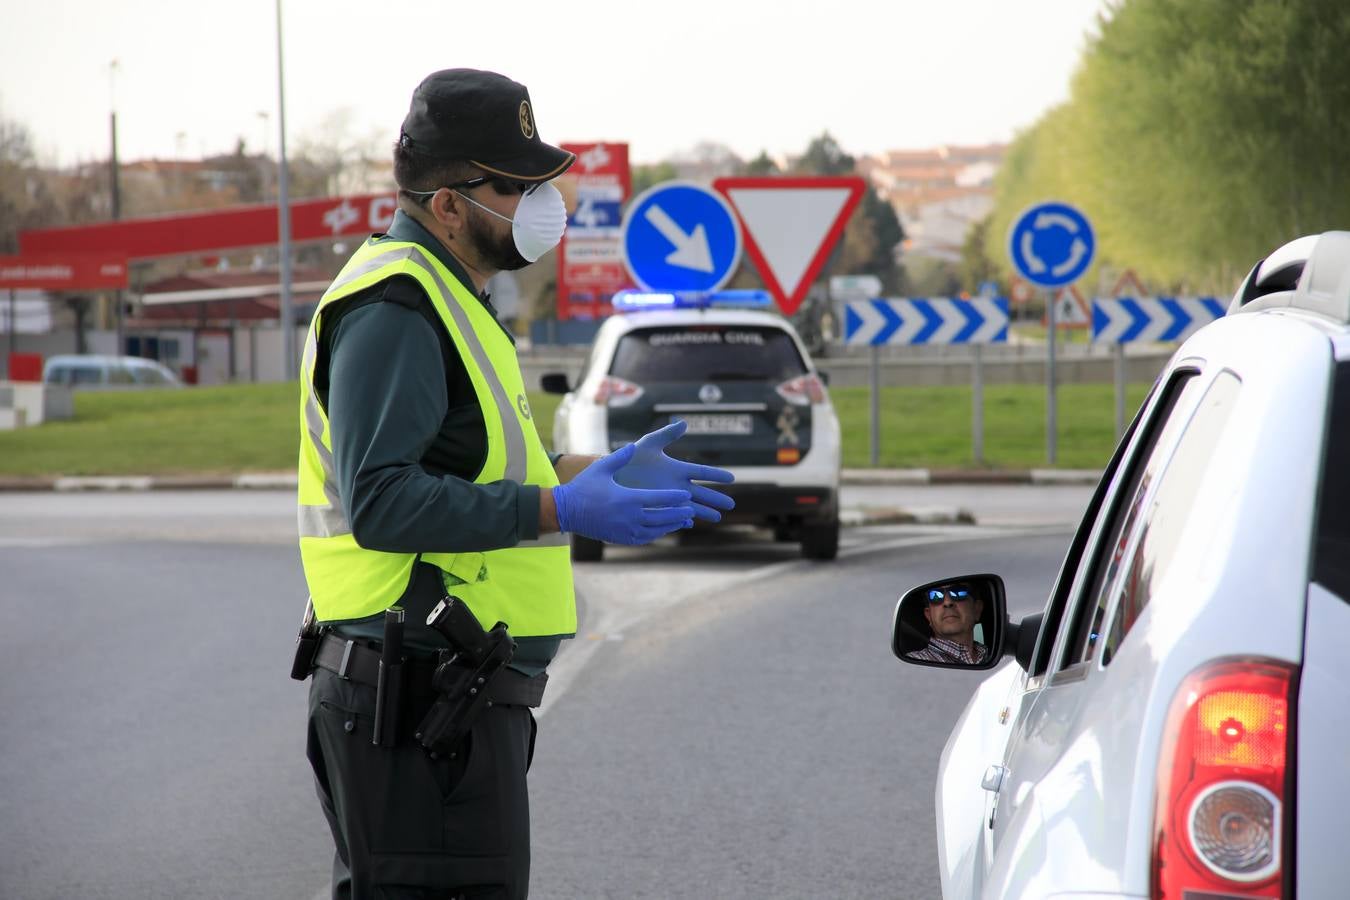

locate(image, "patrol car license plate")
[[677, 414, 753, 435]]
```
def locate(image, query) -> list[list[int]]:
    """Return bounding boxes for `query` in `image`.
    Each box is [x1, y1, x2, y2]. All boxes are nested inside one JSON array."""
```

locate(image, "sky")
[[1, 0, 1113, 169]]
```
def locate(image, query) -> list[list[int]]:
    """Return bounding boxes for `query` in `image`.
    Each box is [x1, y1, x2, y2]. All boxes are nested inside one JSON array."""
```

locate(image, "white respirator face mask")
[[456, 180, 567, 263]]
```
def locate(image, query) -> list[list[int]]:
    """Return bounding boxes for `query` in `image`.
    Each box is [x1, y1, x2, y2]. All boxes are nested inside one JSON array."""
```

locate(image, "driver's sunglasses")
[[927, 588, 971, 605]]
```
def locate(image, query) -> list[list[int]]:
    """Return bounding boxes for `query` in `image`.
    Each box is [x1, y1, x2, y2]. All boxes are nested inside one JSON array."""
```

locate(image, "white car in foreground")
[[544, 290, 842, 561], [891, 232, 1350, 899]]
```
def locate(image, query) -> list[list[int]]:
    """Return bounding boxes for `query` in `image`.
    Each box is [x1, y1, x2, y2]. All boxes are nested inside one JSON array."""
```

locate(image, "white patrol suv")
[[888, 231, 1350, 899], [543, 290, 841, 562]]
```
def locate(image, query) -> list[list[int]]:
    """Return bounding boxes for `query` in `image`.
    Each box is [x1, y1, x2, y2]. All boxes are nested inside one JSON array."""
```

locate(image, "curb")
[[840, 507, 975, 527], [0, 469, 1101, 492], [841, 468, 1100, 486], [0, 472, 299, 492]]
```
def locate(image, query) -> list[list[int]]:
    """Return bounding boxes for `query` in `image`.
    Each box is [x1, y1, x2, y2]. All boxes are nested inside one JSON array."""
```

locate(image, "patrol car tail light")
[[776, 374, 827, 406], [594, 376, 644, 408], [1152, 659, 1294, 899]]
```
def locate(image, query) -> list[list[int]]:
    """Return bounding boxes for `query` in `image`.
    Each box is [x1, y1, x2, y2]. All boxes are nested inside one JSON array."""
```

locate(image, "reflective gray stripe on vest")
[[299, 326, 352, 538], [517, 532, 570, 549], [323, 243, 529, 483]]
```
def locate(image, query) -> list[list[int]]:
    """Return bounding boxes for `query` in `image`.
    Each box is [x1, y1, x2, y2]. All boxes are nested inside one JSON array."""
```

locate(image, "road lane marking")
[[537, 525, 1069, 718]]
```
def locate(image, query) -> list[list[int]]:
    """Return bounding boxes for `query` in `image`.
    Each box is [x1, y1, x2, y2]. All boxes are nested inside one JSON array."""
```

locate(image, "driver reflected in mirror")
[[906, 581, 989, 664]]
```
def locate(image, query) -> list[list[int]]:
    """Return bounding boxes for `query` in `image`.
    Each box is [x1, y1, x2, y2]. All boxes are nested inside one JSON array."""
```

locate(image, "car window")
[[1061, 369, 1202, 669], [108, 365, 136, 384], [608, 325, 808, 383], [70, 366, 103, 384], [45, 366, 71, 385], [1098, 372, 1243, 663], [131, 365, 172, 384], [1314, 361, 1350, 602], [1027, 379, 1155, 677]]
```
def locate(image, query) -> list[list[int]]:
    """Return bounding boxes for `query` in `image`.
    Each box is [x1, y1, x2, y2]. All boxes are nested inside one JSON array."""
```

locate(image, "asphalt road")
[[0, 490, 1076, 899]]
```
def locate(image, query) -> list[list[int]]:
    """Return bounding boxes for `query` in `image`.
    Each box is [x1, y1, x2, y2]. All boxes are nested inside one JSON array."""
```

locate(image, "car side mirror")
[[892, 574, 1007, 670], [540, 372, 571, 395]]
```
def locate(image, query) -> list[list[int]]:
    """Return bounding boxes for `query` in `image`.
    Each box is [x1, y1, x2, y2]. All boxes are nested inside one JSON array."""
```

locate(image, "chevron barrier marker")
[[1092, 296, 1226, 344], [844, 297, 1009, 346]]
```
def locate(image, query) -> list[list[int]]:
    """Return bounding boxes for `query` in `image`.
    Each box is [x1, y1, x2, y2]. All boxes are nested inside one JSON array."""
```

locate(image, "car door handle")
[[982, 765, 1008, 794]]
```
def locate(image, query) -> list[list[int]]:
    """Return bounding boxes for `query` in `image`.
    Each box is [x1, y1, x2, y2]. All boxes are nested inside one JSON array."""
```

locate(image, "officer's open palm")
[[551, 442, 697, 545], [613, 419, 736, 522]]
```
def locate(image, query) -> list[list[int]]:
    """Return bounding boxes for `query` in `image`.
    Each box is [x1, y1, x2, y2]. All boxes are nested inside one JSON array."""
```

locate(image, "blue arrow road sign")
[[621, 181, 742, 292], [1008, 202, 1095, 288], [1092, 296, 1226, 343], [844, 297, 1009, 346]]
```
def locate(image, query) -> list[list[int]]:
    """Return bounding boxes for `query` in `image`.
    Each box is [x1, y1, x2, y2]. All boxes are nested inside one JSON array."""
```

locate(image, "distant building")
[[860, 143, 1006, 263]]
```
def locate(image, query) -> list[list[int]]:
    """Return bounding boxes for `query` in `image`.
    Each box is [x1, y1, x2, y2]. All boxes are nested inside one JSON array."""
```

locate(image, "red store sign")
[[0, 254, 129, 290]]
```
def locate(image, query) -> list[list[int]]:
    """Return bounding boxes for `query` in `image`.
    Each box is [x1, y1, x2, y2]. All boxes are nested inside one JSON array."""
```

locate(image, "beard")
[[465, 205, 530, 272]]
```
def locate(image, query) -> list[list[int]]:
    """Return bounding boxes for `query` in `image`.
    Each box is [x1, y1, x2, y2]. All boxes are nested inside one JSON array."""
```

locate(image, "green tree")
[[959, 215, 999, 293], [742, 151, 780, 175], [0, 111, 37, 252], [630, 161, 677, 197], [793, 132, 905, 293], [988, 0, 1350, 291]]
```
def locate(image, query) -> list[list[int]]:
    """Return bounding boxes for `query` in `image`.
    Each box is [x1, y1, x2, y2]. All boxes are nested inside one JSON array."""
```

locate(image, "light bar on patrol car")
[[611, 289, 774, 313]]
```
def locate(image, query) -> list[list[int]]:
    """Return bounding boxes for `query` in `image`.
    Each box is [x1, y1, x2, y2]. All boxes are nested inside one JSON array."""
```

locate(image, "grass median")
[[0, 381, 1150, 477]]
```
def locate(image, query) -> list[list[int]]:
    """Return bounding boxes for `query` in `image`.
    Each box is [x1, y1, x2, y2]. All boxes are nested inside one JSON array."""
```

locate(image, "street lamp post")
[[108, 59, 124, 355], [275, 0, 295, 380]]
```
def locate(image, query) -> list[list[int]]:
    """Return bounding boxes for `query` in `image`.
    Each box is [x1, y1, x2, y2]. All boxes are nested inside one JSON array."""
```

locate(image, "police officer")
[[294, 69, 736, 898]]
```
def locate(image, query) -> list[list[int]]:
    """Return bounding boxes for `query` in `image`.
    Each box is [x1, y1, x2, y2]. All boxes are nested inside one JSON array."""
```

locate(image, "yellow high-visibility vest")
[[296, 238, 576, 637]]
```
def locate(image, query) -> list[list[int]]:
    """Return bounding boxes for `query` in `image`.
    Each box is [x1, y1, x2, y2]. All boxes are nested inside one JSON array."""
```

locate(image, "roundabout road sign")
[[1008, 201, 1095, 288], [621, 180, 741, 292]]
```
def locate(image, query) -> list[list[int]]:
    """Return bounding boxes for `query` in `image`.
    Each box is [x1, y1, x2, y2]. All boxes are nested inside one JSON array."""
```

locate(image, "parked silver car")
[[42, 355, 182, 389]]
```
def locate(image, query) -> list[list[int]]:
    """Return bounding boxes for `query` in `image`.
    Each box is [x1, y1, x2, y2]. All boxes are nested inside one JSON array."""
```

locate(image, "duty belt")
[[312, 632, 547, 708]]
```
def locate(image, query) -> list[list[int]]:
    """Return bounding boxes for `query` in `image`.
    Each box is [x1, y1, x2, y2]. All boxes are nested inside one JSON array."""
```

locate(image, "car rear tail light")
[[593, 376, 644, 408], [776, 373, 827, 406], [1152, 659, 1295, 899]]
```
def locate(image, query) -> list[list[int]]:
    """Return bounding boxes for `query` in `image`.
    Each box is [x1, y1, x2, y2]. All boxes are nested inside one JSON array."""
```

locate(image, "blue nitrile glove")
[[552, 442, 696, 545], [614, 419, 736, 522]]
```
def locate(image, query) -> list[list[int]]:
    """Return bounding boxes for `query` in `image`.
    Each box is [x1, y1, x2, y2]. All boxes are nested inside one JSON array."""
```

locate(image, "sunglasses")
[[454, 175, 540, 196], [927, 587, 971, 605], [405, 176, 539, 205]]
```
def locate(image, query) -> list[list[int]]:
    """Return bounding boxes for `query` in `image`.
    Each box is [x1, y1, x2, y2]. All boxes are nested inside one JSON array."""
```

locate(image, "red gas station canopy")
[[19, 193, 398, 261]]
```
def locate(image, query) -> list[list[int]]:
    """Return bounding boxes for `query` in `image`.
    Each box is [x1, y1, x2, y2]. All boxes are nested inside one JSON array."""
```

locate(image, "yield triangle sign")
[[712, 176, 866, 315]]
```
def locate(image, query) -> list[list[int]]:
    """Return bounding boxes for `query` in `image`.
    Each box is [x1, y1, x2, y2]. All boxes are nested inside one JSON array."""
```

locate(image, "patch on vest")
[[517, 393, 532, 420]]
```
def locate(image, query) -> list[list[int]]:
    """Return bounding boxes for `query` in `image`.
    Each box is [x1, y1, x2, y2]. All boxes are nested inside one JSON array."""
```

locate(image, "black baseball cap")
[[399, 68, 575, 182]]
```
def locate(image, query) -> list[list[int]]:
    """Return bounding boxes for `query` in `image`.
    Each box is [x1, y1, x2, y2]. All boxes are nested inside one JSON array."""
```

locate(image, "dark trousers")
[[306, 666, 537, 899]]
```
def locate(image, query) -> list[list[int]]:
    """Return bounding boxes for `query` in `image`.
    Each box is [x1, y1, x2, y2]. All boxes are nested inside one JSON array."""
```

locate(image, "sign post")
[[1008, 201, 1096, 465], [972, 342, 984, 464], [870, 345, 881, 466], [844, 296, 1010, 466]]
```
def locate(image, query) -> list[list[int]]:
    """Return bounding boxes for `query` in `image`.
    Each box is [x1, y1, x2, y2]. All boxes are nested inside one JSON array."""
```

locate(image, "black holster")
[[290, 597, 322, 681], [413, 596, 515, 759]]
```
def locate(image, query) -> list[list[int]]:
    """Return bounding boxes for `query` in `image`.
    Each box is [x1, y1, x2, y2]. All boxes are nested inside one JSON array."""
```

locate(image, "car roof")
[[45, 355, 164, 367], [1230, 230, 1350, 351], [600, 308, 796, 334]]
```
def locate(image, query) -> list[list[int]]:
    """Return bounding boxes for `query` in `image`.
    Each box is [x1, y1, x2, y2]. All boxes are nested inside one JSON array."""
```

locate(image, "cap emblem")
[[519, 101, 535, 139]]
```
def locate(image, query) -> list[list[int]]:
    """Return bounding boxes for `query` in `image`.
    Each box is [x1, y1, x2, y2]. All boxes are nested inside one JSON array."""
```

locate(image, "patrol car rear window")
[[608, 326, 807, 383], [1314, 362, 1350, 602]]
